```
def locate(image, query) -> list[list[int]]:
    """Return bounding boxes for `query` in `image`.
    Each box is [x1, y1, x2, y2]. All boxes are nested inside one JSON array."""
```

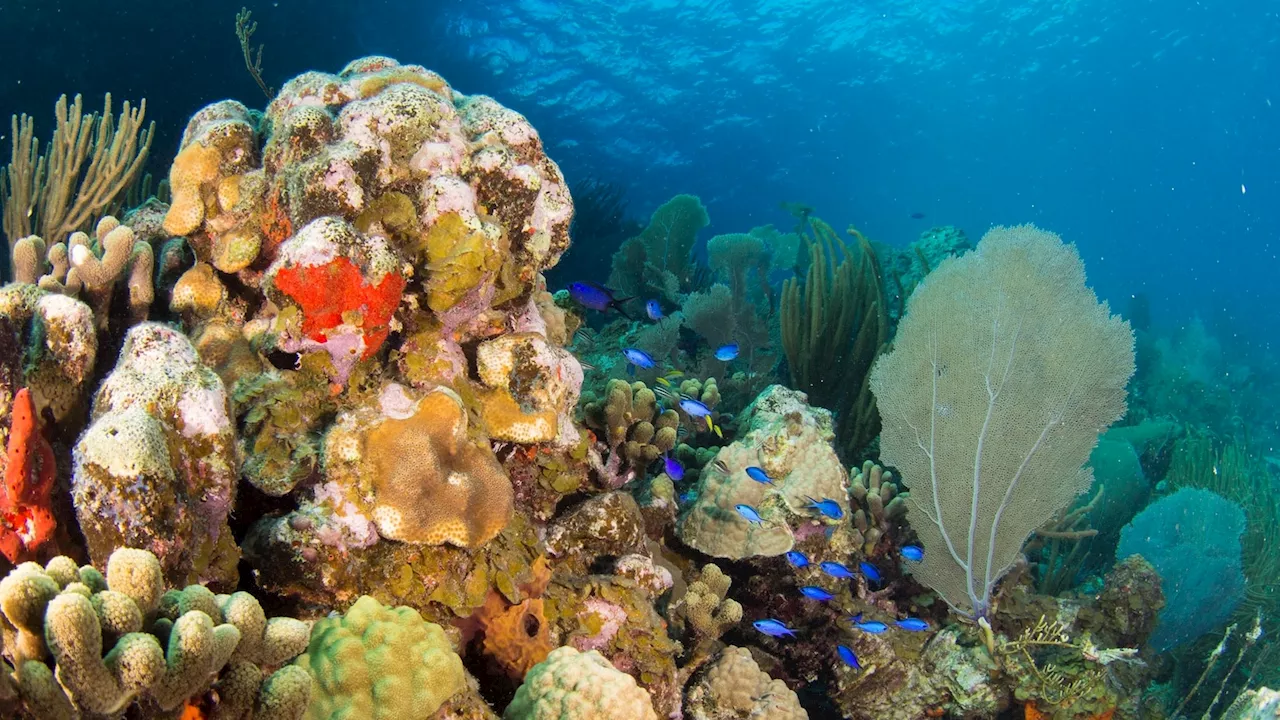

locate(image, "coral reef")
[[684, 646, 807, 720], [848, 460, 908, 557]]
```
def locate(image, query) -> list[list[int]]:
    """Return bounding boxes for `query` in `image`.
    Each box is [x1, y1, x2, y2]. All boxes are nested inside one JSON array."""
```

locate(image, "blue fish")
[[799, 586, 834, 601], [714, 343, 739, 361], [645, 299, 664, 321], [663, 455, 685, 482], [901, 545, 924, 561], [745, 466, 774, 485], [851, 615, 888, 634], [753, 619, 797, 638], [819, 561, 856, 579], [568, 282, 632, 318], [805, 497, 844, 520], [859, 562, 881, 585], [896, 618, 930, 632], [621, 348, 656, 370], [735, 504, 764, 525], [679, 398, 713, 418], [679, 489, 697, 504], [837, 645, 861, 669], [785, 551, 809, 568]]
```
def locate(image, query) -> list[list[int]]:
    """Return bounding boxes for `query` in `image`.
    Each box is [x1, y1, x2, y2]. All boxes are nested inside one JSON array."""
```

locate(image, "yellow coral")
[[163, 142, 222, 237], [422, 212, 504, 312]]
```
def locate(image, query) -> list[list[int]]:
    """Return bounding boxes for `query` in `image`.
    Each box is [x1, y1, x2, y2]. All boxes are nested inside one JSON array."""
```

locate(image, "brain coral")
[[676, 385, 849, 559], [71, 323, 240, 589], [504, 646, 657, 720], [322, 383, 513, 548], [294, 595, 464, 720]]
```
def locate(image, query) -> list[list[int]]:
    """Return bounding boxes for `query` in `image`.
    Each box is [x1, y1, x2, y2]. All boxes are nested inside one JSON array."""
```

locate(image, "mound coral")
[[504, 646, 657, 720], [475, 332, 583, 445], [72, 323, 240, 589], [677, 385, 848, 559], [294, 595, 465, 720], [0, 284, 97, 423], [322, 383, 513, 548], [684, 646, 807, 720]]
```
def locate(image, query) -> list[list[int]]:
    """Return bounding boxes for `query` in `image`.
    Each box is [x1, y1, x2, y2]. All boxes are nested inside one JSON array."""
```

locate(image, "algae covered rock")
[[295, 595, 465, 720], [504, 646, 657, 720], [676, 385, 848, 559], [71, 323, 240, 589]]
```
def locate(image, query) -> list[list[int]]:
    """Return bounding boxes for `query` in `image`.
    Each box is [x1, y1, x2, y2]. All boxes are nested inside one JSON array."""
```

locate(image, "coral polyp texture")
[[504, 646, 658, 720]]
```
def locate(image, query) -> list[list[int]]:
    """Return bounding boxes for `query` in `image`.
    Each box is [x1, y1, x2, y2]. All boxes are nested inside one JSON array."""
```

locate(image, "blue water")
[[4, 1, 1276, 344]]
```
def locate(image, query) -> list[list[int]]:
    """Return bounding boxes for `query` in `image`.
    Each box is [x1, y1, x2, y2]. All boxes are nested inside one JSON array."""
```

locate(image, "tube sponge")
[[294, 595, 465, 720]]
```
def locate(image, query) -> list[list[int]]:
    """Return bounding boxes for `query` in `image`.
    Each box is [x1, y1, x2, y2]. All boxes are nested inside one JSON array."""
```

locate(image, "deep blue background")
[[2, 0, 1276, 347]]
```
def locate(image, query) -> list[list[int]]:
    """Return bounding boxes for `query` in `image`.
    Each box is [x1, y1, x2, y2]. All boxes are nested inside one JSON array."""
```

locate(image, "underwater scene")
[[0, 0, 1276, 718]]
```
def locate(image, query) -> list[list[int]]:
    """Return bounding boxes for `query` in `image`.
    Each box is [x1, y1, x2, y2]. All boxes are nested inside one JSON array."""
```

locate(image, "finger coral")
[[322, 383, 513, 548], [294, 595, 465, 720]]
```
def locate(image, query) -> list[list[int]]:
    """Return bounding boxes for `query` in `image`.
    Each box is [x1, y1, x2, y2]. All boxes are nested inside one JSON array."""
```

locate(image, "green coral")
[[294, 595, 465, 720], [505, 647, 658, 720]]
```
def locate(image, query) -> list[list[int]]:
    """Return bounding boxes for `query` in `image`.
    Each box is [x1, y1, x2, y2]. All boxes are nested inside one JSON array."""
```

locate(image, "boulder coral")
[[684, 646, 807, 720], [322, 383, 513, 548], [294, 595, 465, 720], [0, 284, 97, 423], [474, 331, 583, 446], [504, 646, 658, 720], [71, 323, 241, 589], [676, 385, 849, 559]]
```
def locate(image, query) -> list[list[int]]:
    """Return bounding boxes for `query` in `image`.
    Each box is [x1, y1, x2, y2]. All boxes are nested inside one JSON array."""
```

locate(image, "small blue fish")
[[785, 551, 809, 568], [895, 618, 930, 632], [714, 343, 739, 361], [622, 348, 656, 369], [568, 282, 633, 318], [745, 466, 774, 485], [645, 299, 664, 321], [805, 497, 845, 520], [819, 561, 856, 579], [837, 645, 861, 669], [859, 562, 882, 585], [753, 619, 797, 638], [679, 398, 713, 418], [901, 545, 924, 561], [663, 455, 685, 482], [735, 504, 764, 525], [799, 586, 834, 601], [851, 615, 888, 634]]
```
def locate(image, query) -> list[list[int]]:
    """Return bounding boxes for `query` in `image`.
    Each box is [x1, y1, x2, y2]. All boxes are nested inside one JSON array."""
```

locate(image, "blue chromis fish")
[[901, 545, 924, 561], [895, 618, 930, 632], [805, 497, 845, 520], [679, 397, 713, 418], [714, 343, 739, 361], [753, 619, 797, 638], [837, 644, 861, 669], [819, 561, 856, 579], [645, 300, 664, 320], [568, 282, 632, 318], [745, 466, 774, 485], [851, 615, 888, 634], [663, 455, 685, 482], [859, 562, 882, 585], [785, 551, 809, 568], [799, 586, 834, 601], [735, 504, 764, 525], [622, 348, 656, 370]]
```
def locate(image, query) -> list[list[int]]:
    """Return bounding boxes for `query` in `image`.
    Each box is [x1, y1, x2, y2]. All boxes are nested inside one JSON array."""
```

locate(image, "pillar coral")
[[0, 388, 57, 562]]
